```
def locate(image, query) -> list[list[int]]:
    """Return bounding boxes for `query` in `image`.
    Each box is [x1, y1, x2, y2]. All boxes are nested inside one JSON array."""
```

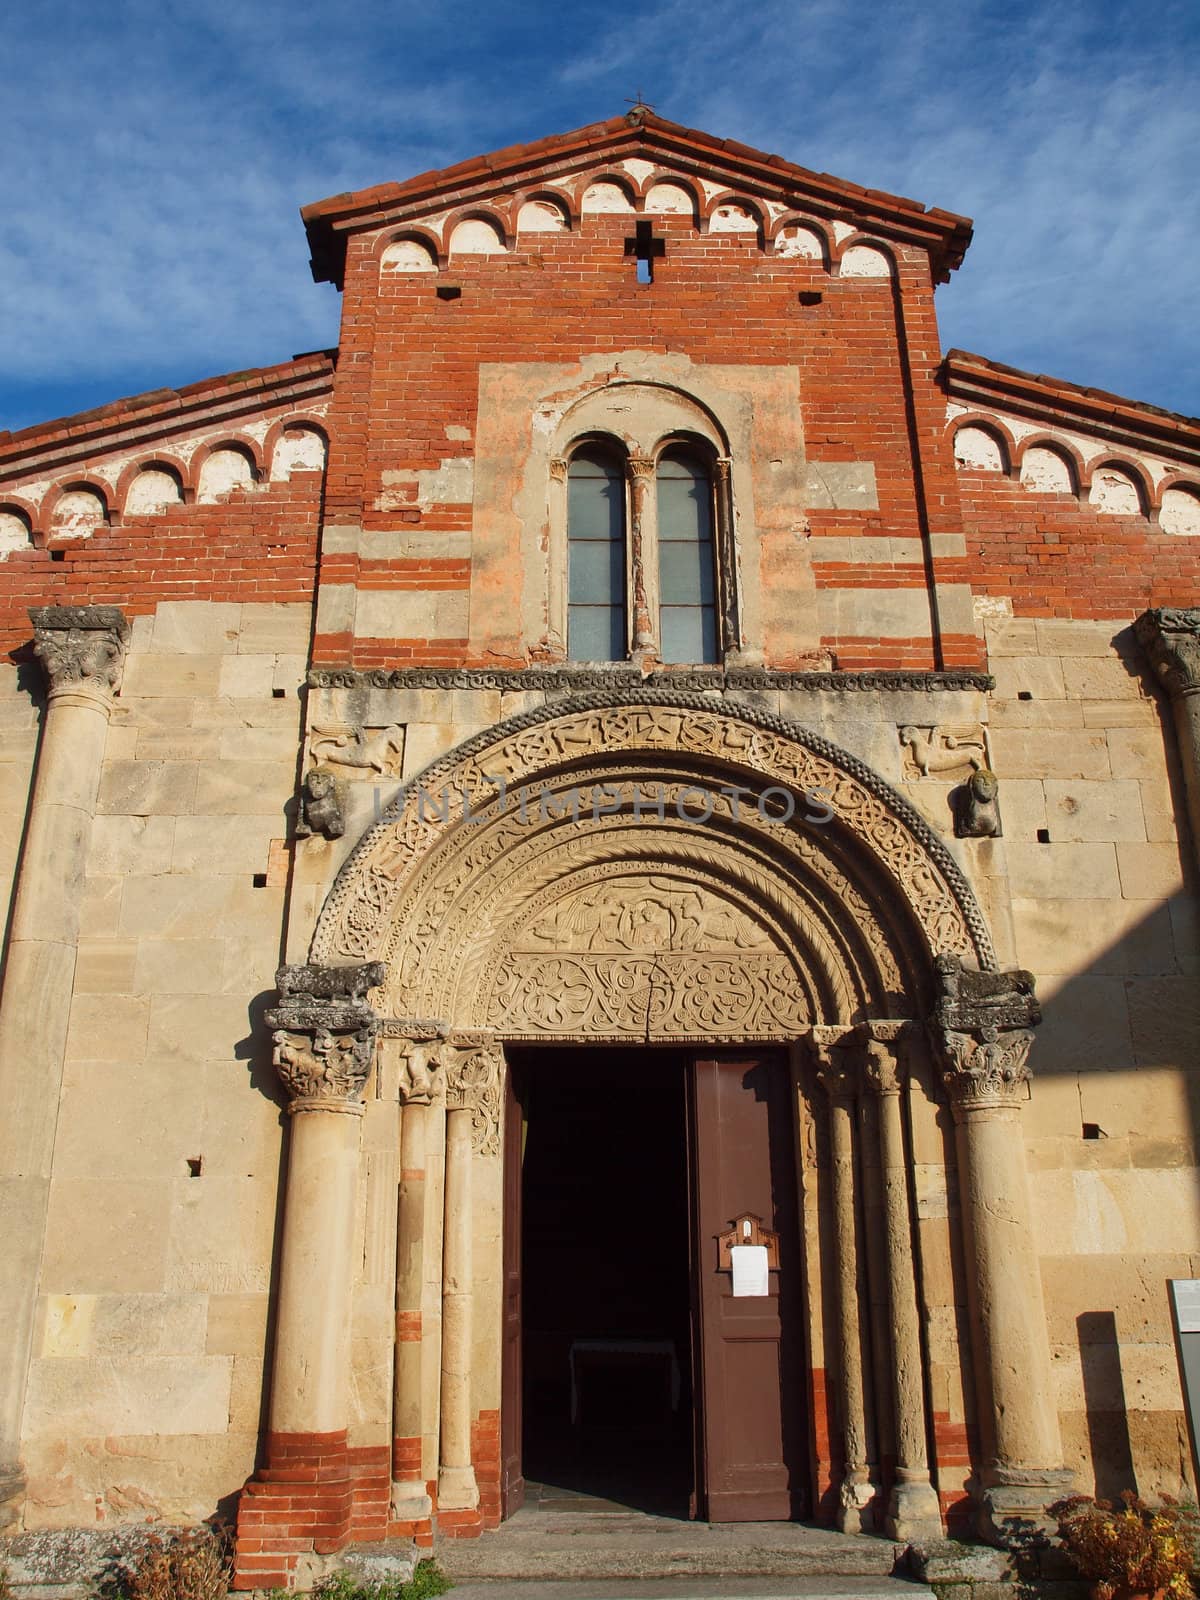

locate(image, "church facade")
[[0, 112, 1197, 1588]]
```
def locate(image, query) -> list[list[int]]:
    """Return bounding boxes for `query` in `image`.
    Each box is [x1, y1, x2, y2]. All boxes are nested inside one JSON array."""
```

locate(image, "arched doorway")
[[304, 690, 990, 1536]]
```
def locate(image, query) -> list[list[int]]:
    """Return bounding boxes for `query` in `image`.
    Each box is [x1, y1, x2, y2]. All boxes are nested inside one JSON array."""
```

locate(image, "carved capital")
[[935, 1027, 1035, 1112], [548, 457, 568, 483], [808, 1025, 859, 1101], [398, 1038, 444, 1106], [713, 457, 732, 485], [1136, 607, 1200, 697], [860, 1022, 909, 1096], [929, 954, 1039, 1112], [30, 605, 129, 699], [626, 454, 656, 484], [445, 1036, 503, 1155], [265, 962, 385, 1110]]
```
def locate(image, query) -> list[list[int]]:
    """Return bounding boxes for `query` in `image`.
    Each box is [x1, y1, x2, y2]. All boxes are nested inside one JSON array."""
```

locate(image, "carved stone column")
[[712, 457, 741, 656], [810, 1027, 874, 1533], [437, 1038, 502, 1515], [861, 1024, 944, 1542], [235, 963, 383, 1584], [1135, 607, 1200, 871], [0, 605, 128, 1530], [929, 957, 1070, 1543], [391, 1036, 444, 1523], [626, 455, 656, 660]]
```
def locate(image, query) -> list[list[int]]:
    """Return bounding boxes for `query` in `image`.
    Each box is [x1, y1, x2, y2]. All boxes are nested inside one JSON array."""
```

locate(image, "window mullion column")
[[626, 454, 657, 663], [714, 457, 740, 657]]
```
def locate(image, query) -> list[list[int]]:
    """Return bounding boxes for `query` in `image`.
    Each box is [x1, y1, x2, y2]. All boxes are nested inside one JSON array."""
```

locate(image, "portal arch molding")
[[310, 691, 994, 1033]]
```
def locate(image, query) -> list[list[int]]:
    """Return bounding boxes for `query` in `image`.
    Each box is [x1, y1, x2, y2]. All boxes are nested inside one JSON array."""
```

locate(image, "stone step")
[[444, 1580, 933, 1600], [437, 1513, 908, 1582]]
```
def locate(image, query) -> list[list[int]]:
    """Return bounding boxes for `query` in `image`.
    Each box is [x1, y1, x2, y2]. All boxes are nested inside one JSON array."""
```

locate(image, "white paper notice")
[[1173, 1279, 1200, 1334], [731, 1244, 769, 1298]]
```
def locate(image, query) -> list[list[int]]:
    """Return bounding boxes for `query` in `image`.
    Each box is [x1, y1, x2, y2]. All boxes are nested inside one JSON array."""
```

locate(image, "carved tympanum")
[[929, 954, 1040, 1111], [265, 961, 384, 1110], [31, 605, 129, 697], [1135, 607, 1200, 696]]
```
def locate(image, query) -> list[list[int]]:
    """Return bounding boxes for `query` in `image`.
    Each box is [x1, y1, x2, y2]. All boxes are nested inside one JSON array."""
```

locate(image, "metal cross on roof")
[[624, 89, 657, 114]]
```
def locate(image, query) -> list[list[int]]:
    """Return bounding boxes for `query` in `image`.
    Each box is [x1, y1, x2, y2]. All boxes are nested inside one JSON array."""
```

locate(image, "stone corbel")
[[31, 604, 130, 703], [444, 1034, 504, 1156], [265, 961, 386, 1113]]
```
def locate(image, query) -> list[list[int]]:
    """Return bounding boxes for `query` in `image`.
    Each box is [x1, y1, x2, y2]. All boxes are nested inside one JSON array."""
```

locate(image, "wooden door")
[[500, 1063, 525, 1516], [691, 1052, 804, 1521]]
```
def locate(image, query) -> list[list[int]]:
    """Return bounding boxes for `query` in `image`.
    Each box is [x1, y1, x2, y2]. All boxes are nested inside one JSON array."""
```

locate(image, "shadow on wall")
[[1013, 628, 1199, 1501]]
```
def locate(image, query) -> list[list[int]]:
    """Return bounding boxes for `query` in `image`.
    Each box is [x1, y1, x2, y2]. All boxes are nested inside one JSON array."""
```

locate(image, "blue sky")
[[3, 0, 1197, 434]]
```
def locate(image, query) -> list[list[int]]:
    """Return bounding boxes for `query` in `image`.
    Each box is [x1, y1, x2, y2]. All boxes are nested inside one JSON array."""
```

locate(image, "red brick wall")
[[955, 469, 1200, 618], [314, 215, 965, 670], [0, 473, 323, 661]]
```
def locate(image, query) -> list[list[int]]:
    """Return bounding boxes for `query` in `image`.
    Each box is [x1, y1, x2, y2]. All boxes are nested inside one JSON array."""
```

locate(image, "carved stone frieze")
[[308, 666, 994, 693], [30, 605, 129, 698], [265, 962, 385, 1111], [445, 1040, 503, 1155], [929, 954, 1040, 1112], [1135, 607, 1200, 696], [310, 723, 405, 778], [899, 723, 987, 779], [489, 951, 807, 1039]]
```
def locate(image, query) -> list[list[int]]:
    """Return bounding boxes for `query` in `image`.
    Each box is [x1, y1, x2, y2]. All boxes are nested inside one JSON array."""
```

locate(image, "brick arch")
[[310, 692, 996, 1030], [767, 213, 833, 266], [262, 416, 330, 480], [948, 414, 1015, 474], [114, 452, 191, 509], [375, 227, 442, 271], [0, 494, 41, 542], [40, 477, 112, 525], [190, 433, 264, 479], [833, 234, 897, 278], [1082, 452, 1152, 514], [1013, 432, 1085, 493], [702, 190, 767, 242], [513, 187, 575, 230]]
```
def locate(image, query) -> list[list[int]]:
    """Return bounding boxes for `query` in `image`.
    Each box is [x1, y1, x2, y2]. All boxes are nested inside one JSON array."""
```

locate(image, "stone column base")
[[437, 1463, 479, 1511], [390, 1481, 433, 1520], [979, 1467, 1075, 1546], [885, 1474, 944, 1542], [836, 1471, 875, 1534]]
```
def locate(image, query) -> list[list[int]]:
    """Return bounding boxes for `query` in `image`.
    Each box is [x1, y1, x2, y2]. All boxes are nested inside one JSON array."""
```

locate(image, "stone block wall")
[[976, 613, 1198, 1499], [18, 601, 307, 1527]]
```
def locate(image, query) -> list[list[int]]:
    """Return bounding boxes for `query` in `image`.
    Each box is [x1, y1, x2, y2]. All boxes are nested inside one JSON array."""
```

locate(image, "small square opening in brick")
[[1082, 1123, 1105, 1140], [798, 291, 823, 306], [272, 687, 286, 699], [436, 283, 462, 301], [1017, 690, 1033, 701], [252, 872, 268, 888], [1036, 828, 1051, 844], [187, 1156, 203, 1177], [50, 549, 65, 562]]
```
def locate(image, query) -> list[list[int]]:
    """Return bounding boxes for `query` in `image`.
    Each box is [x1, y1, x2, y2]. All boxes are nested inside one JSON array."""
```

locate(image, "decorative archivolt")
[[310, 692, 994, 1039]]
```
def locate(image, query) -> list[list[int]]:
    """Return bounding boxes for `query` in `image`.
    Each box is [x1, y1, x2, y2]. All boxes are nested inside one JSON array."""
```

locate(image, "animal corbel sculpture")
[[954, 768, 1002, 838]]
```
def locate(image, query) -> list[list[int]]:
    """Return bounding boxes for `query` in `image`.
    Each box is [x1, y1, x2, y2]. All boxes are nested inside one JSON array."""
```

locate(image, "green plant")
[[105, 1528, 231, 1600], [1050, 1493, 1196, 1599], [312, 1560, 450, 1600]]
